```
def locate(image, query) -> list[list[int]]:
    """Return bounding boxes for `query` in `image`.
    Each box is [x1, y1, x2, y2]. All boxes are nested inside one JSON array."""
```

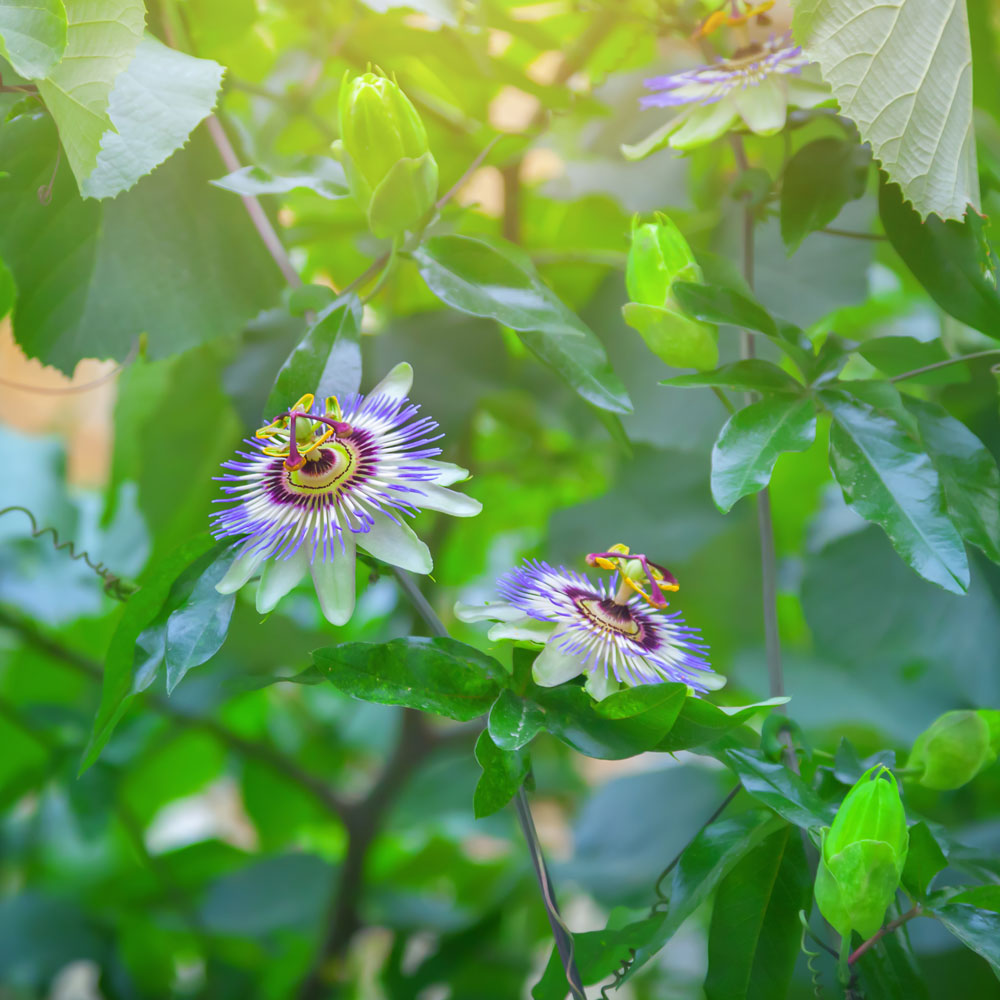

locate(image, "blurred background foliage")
[[2, 0, 1000, 996]]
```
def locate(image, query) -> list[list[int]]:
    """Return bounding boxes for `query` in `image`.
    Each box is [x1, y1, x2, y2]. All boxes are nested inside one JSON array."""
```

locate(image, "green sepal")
[[621, 302, 718, 371], [367, 151, 439, 240]]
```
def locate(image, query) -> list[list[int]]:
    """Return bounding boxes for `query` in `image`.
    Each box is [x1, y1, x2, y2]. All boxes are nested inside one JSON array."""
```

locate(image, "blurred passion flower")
[[456, 544, 719, 700], [211, 363, 481, 624], [624, 32, 831, 157]]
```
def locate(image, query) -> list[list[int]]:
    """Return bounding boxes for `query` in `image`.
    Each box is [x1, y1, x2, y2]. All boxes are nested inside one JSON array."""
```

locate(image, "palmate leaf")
[[35, 0, 145, 186], [792, 0, 978, 220], [0, 0, 67, 79]]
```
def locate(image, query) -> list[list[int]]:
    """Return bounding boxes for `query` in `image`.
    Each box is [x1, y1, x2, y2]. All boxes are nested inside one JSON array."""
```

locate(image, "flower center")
[[575, 596, 642, 637], [284, 445, 354, 495]]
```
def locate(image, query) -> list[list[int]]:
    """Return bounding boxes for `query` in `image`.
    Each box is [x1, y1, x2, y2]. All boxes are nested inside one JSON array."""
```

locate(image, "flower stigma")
[[585, 543, 679, 609], [255, 393, 355, 471]]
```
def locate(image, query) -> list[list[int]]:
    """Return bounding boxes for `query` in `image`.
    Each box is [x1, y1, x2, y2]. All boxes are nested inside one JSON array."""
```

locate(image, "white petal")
[[454, 600, 523, 623], [215, 547, 265, 595], [368, 361, 413, 403], [359, 512, 432, 574], [419, 460, 470, 486], [585, 669, 620, 701], [310, 534, 357, 626], [256, 547, 309, 614], [690, 668, 727, 692], [532, 640, 584, 687], [412, 482, 482, 517], [488, 620, 555, 642]]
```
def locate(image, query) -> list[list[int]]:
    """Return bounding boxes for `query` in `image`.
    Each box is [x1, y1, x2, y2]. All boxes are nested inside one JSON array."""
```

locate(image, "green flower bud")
[[907, 710, 999, 791], [814, 765, 909, 939], [337, 71, 439, 239], [623, 213, 717, 371]]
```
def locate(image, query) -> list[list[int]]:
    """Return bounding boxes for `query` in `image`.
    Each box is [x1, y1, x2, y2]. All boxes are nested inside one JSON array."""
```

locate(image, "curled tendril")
[[600, 948, 636, 999], [0, 506, 135, 601], [800, 922, 826, 998]]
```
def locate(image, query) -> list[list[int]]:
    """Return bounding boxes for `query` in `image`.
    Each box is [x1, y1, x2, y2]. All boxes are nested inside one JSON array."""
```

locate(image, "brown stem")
[[848, 905, 922, 965]]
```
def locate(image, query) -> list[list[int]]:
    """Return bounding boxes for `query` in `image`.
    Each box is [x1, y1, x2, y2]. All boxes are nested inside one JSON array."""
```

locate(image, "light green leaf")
[[36, 0, 145, 186], [473, 730, 529, 818], [0, 115, 283, 372], [821, 388, 969, 594], [211, 159, 348, 200], [711, 396, 817, 512], [413, 234, 632, 415], [81, 35, 223, 200], [662, 360, 801, 394], [0, 0, 66, 79], [792, 0, 978, 220]]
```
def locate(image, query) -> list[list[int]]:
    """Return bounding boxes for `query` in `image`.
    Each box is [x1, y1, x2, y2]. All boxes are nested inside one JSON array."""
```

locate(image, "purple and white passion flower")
[[211, 362, 481, 624], [456, 544, 719, 701]]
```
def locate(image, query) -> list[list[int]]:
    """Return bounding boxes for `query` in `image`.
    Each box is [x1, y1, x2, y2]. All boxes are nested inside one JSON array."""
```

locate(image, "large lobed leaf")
[[793, 0, 979, 220]]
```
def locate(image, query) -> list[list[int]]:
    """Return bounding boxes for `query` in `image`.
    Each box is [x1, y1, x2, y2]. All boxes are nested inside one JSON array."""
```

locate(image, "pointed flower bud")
[[814, 765, 909, 939], [622, 213, 717, 370], [907, 710, 1000, 791], [337, 71, 439, 239]]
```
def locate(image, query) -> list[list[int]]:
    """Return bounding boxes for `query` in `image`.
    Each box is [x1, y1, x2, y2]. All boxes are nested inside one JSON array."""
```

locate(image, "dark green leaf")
[[821, 388, 969, 594], [725, 749, 835, 830], [312, 637, 504, 721], [902, 822, 948, 899], [0, 255, 13, 319], [858, 337, 957, 384], [594, 681, 686, 720], [780, 138, 870, 251], [878, 177, 1000, 339], [704, 824, 812, 1000], [487, 689, 544, 751], [413, 234, 632, 414], [622, 812, 786, 985], [661, 360, 801, 393], [950, 886, 1000, 912], [211, 158, 349, 199], [655, 698, 787, 753], [933, 903, 1000, 978], [0, 116, 283, 372], [472, 730, 528, 818], [81, 533, 218, 772], [671, 282, 779, 338], [164, 547, 238, 694], [711, 396, 817, 512], [907, 399, 1000, 564], [265, 294, 363, 418], [855, 923, 932, 1000]]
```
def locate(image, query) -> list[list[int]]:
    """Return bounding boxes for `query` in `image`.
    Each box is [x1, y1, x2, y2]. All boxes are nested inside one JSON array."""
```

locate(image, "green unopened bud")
[[814, 765, 908, 939], [907, 710, 999, 791], [337, 71, 438, 239], [623, 214, 717, 370]]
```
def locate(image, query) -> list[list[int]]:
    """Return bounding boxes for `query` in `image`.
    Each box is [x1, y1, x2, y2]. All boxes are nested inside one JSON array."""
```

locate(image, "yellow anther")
[[324, 395, 343, 421], [693, 0, 773, 37], [261, 443, 292, 458], [299, 427, 334, 457], [293, 393, 315, 411], [693, 9, 727, 37]]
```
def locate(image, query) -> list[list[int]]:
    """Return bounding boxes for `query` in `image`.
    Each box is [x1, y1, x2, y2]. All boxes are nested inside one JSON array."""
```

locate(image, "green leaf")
[[656, 697, 789, 753], [0, 0, 66, 79], [933, 903, 1000, 978], [312, 637, 504, 721], [671, 282, 779, 338], [621, 812, 787, 985], [487, 689, 544, 751], [265, 294, 363, 418], [81, 35, 223, 200], [594, 681, 687, 721], [725, 749, 835, 830], [164, 546, 238, 695], [704, 824, 812, 1000], [711, 396, 817, 512], [901, 822, 947, 899], [950, 886, 1000, 912], [81, 533, 217, 772], [0, 256, 13, 319], [793, 0, 978, 220], [878, 178, 1000, 336], [821, 388, 969, 594], [412, 234, 632, 414], [211, 159, 349, 200], [662, 360, 801, 393], [472, 730, 528, 818], [0, 116, 283, 372], [907, 399, 1000, 564], [855, 926, 932, 1000], [35, 0, 145, 186], [780, 137, 870, 250], [857, 337, 955, 384]]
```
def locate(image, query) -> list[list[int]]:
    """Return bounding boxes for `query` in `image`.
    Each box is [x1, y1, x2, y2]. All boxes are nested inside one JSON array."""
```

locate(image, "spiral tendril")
[[0, 506, 135, 600], [600, 948, 637, 999]]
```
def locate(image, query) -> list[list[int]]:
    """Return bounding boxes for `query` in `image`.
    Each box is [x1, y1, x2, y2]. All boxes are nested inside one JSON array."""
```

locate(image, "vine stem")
[[888, 348, 1000, 383], [847, 905, 922, 966], [391, 568, 586, 1000], [731, 135, 785, 703]]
